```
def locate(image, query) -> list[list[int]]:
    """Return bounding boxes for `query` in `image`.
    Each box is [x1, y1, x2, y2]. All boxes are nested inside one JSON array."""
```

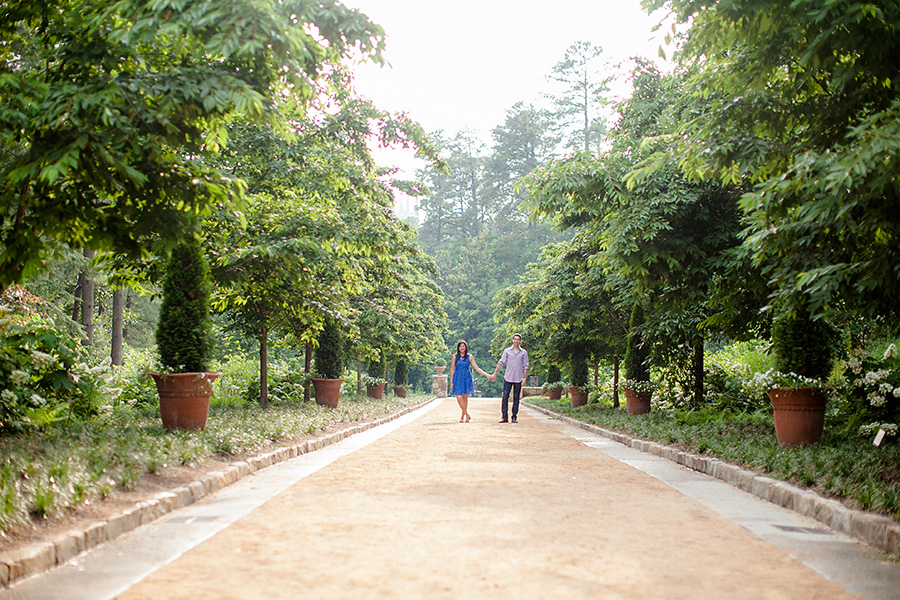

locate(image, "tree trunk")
[[72, 280, 83, 323], [80, 249, 96, 347], [304, 341, 312, 402], [123, 292, 132, 342], [692, 337, 704, 407], [111, 288, 124, 366], [357, 357, 363, 396], [259, 326, 269, 408], [612, 356, 620, 409]]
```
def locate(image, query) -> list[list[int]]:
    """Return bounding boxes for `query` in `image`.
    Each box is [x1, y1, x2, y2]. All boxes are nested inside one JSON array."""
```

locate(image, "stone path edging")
[[0, 399, 434, 589], [526, 402, 900, 558]]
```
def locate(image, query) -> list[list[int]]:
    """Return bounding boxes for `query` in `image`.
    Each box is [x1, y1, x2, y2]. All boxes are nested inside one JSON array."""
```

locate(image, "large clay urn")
[[311, 378, 344, 409], [569, 386, 588, 407], [768, 387, 827, 447], [152, 372, 220, 431], [366, 382, 385, 399], [624, 388, 652, 415]]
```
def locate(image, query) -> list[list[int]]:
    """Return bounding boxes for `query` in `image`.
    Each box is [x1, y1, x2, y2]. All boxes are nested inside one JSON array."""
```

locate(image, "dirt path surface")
[[110, 398, 856, 600]]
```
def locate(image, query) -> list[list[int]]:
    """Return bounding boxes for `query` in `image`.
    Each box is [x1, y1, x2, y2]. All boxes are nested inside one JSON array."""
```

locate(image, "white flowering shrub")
[[833, 342, 900, 441], [0, 287, 119, 431]]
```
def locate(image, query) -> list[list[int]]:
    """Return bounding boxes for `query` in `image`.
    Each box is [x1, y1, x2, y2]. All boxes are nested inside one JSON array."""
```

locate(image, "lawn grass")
[[0, 393, 428, 537], [527, 396, 900, 522]]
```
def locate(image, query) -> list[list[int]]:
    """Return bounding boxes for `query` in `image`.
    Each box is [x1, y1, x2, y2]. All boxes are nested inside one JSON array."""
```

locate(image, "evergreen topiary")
[[569, 352, 589, 388], [624, 304, 650, 382], [314, 317, 344, 379], [547, 364, 562, 384], [155, 238, 213, 373], [394, 357, 409, 387], [772, 306, 841, 381]]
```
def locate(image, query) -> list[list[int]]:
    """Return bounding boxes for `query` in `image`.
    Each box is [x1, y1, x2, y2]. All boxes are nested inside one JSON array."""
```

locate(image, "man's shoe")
[[499, 418, 508, 423], [511, 416, 517, 423]]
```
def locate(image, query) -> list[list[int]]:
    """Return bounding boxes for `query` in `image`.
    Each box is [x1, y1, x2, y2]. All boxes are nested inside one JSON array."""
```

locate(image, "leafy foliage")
[[314, 316, 344, 379], [650, 0, 900, 324], [0, 287, 117, 431], [771, 307, 841, 381], [155, 238, 213, 373], [0, 0, 386, 290]]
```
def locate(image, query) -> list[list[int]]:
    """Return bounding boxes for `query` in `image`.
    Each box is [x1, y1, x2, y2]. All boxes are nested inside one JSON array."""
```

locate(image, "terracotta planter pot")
[[393, 386, 408, 398], [366, 382, 385, 399], [151, 372, 220, 431], [768, 387, 827, 447], [547, 388, 563, 400], [435, 366, 446, 374], [569, 386, 588, 407], [311, 378, 344, 409], [624, 388, 652, 415]]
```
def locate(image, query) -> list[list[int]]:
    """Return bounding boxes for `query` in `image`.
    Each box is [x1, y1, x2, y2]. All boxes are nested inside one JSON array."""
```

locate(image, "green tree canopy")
[[647, 0, 900, 325], [0, 0, 385, 290]]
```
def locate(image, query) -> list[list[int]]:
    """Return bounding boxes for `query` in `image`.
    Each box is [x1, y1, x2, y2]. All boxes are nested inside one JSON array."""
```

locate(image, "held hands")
[[488, 374, 496, 382]]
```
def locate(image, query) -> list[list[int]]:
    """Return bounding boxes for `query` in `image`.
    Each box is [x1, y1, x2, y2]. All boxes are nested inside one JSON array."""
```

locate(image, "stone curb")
[[0, 399, 434, 589], [526, 402, 900, 558]]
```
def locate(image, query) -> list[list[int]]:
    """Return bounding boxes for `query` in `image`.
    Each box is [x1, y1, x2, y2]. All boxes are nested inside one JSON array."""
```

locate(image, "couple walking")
[[448, 334, 529, 424]]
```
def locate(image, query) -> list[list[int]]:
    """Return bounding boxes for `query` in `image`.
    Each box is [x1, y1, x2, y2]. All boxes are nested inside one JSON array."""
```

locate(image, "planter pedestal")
[[432, 374, 448, 397], [769, 387, 827, 447], [152, 372, 220, 431], [366, 382, 385, 399], [625, 389, 652, 415], [569, 386, 588, 407], [311, 378, 344, 409]]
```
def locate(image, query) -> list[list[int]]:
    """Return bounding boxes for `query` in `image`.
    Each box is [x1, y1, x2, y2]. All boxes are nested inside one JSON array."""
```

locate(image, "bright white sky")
[[343, 0, 672, 215]]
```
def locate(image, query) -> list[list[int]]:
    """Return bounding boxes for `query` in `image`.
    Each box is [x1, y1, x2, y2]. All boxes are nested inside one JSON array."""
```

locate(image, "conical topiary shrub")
[[156, 238, 214, 373], [152, 238, 218, 430], [312, 316, 345, 408]]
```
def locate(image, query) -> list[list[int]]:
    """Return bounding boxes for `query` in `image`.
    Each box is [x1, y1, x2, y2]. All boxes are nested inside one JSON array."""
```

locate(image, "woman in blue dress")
[[448, 340, 491, 423]]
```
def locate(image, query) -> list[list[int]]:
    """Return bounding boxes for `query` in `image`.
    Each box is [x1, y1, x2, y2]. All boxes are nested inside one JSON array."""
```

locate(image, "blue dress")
[[452, 355, 475, 395]]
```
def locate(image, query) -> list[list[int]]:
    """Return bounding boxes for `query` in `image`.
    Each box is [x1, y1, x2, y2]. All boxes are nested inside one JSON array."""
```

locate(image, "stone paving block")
[[886, 522, 900, 557], [751, 476, 775, 500], [767, 481, 796, 509], [851, 513, 897, 548], [830, 503, 854, 536], [188, 481, 206, 501], [107, 506, 142, 539], [140, 500, 166, 526], [734, 469, 757, 493], [0, 561, 9, 587], [5, 541, 55, 582], [53, 531, 85, 565], [84, 521, 108, 550], [794, 491, 819, 517]]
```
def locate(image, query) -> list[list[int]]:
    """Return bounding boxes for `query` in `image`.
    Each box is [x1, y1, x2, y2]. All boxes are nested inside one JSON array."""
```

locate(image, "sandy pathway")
[[117, 398, 855, 599]]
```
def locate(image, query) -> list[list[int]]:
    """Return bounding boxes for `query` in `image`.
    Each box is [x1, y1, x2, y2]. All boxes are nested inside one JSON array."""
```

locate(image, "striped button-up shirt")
[[497, 346, 529, 383]]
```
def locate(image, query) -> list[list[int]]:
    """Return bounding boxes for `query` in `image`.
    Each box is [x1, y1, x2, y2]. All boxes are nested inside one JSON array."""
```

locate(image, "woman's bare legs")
[[456, 395, 471, 422]]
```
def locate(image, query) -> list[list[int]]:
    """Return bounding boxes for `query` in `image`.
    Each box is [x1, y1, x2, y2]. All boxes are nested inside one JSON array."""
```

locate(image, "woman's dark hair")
[[455, 340, 469, 362]]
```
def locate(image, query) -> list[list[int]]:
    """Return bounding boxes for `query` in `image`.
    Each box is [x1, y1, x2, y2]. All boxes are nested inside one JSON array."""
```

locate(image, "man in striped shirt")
[[491, 333, 529, 423]]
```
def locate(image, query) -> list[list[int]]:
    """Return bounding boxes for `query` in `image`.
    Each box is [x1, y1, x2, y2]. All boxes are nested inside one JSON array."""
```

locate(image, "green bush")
[[313, 317, 344, 379], [394, 358, 409, 387], [155, 238, 214, 373], [569, 354, 589, 388], [0, 287, 117, 431], [624, 304, 650, 382], [771, 307, 841, 380]]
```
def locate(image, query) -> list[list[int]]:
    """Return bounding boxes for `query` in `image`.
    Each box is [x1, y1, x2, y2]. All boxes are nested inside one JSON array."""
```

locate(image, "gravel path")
[[112, 397, 856, 600]]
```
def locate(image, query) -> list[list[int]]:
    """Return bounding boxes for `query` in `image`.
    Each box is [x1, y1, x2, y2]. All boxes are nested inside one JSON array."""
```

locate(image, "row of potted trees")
[[539, 303, 841, 448], [150, 237, 416, 431]]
